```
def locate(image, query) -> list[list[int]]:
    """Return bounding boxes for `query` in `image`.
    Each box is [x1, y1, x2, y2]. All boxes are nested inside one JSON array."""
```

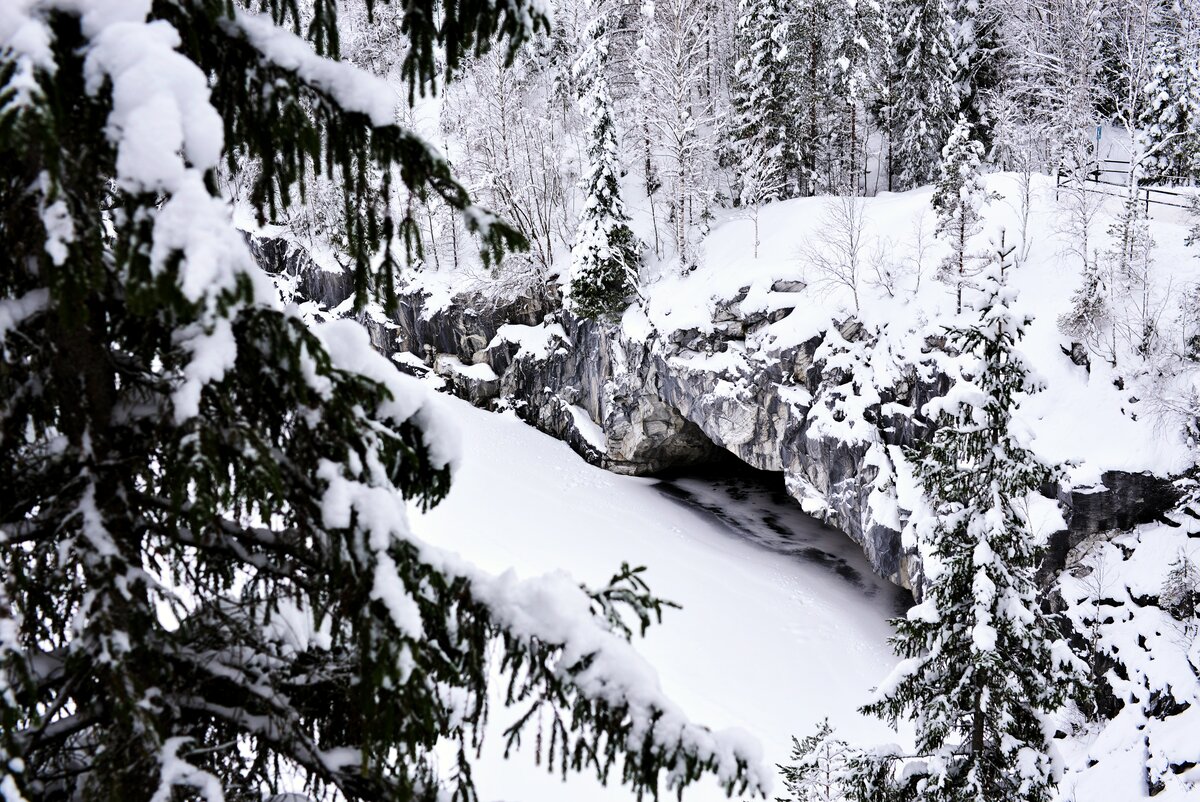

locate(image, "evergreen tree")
[[1161, 549, 1200, 632], [568, 12, 641, 320], [0, 2, 765, 800], [1104, 194, 1158, 362], [729, 0, 799, 202], [730, 0, 880, 199], [1137, 35, 1200, 182], [779, 718, 856, 802], [869, 0, 903, 191], [825, 0, 884, 195], [1058, 257, 1114, 364], [858, 272, 1086, 802], [791, 0, 839, 196], [889, 0, 957, 190], [948, 0, 1003, 149], [933, 117, 992, 313]]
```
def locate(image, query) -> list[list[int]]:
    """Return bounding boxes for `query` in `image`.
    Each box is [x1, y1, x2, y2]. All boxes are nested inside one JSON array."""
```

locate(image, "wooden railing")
[[1055, 159, 1194, 214]]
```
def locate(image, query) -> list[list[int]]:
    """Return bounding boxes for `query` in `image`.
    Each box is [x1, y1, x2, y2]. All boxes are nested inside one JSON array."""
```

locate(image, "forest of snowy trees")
[[3, 0, 1200, 801], [268, 0, 1200, 338]]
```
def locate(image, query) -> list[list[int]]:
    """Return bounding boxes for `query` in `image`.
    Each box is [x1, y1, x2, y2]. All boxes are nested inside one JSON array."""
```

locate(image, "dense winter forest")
[[2, 0, 1200, 801]]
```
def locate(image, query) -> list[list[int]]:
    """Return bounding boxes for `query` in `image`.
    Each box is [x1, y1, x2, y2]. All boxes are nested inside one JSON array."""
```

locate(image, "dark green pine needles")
[[0, 2, 765, 800], [853, 271, 1086, 802], [567, 11, 639, 321]]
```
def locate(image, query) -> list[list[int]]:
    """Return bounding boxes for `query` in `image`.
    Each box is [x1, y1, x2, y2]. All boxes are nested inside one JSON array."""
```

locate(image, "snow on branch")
[[230, 7, 398, 128]]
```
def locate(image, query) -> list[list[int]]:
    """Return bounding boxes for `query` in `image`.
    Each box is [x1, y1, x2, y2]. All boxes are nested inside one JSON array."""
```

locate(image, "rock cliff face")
[[255, 238, 1179, 592]]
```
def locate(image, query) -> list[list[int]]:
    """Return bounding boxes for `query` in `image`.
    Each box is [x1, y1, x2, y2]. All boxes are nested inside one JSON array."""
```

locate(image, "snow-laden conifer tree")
[[780, 718, 856, 802], [888, 0, 957, 189], [869, 0, 903, 191], [1190, 195, 1200, 252], [858, 270, 1086, 802], [933, 117, 992, 314], [826, 0, 884, 195], [0, 2, 767, 799], [782, 0, 883, 196], [1161, 549, 1200, 633], [1104, 194, 1158, 363], [568, 10, 641, 319], [729, 0, 798, 203], [1137, 33, 1200, 182], [1059, 257, 1115, 364], [948, 0, 1002, 148], [790, 0, 838, 195]]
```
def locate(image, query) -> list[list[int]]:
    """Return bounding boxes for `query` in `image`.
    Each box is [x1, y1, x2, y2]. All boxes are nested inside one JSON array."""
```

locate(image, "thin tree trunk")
[[972, 674, 985, 758]]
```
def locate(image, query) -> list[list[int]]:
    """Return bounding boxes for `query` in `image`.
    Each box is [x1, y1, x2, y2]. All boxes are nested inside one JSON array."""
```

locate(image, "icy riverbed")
[[411, 395, 910, 801], [655, 472, 912, 616]]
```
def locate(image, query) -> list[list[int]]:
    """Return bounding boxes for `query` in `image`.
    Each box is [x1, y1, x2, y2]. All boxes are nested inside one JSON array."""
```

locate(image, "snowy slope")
[[411, 394, 907, 801], [636, 174, 1199, 486], [1056, 517, 1200, 802]]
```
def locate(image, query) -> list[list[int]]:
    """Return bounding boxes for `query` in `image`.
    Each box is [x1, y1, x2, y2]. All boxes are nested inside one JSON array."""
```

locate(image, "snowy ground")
[[1056, 518, 1200, 802], [632, 173, 1200, 486], [411, 395, 909, 801], [401, 170, 1200, 490]]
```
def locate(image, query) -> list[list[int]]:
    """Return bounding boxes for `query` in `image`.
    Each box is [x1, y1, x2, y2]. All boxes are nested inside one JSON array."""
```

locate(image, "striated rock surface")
[[255, 237, 1180, 592]]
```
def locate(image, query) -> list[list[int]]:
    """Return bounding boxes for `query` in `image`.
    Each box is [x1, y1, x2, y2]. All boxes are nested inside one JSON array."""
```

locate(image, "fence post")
[[1145, 187, 1150, 215]]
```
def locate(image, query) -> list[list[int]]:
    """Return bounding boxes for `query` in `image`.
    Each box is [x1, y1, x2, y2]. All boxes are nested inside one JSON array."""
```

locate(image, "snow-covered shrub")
[[1161, 549, 1200, 631]]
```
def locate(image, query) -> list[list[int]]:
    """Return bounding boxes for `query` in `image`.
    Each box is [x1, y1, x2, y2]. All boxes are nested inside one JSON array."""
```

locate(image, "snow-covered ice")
[[412, 395, 908, 801]]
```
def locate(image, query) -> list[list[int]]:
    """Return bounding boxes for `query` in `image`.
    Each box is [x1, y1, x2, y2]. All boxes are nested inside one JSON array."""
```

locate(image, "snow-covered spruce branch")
[[0, 1, 767, 799], [314, 373, 769, 793]]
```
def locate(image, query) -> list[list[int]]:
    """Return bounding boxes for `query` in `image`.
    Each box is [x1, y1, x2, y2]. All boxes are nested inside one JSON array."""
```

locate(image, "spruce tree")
[[1137, 36, 1200, 182], [827, 0, 883, 196], [791, 0, 839, 196], [795, 0, 884, 196], [933, 117, 992, 314], [869, 0, 903, 192], [889, 0, 957, 190], [1190, 194, 1200, 252], [779, 718, 855, 802], [1058, 257, 1114, 364], [1161, 549, 1200, 633], [0, 2, 764, 800], [948, 0, 1003, 149], [729, 0, 798, 202], [568, 11, 640, 320], [1104, 194, 1157, 362], [858, 271, 1086, 802]]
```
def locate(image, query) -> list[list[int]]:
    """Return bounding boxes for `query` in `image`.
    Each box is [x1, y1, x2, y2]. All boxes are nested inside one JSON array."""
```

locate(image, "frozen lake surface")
[[412, 396, 910, 801]]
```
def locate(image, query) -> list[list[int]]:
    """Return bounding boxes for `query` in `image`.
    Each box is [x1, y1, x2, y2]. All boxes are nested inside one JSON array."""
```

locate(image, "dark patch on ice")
[[658, 482, 852, 592], [652, 458, 912, 614]]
